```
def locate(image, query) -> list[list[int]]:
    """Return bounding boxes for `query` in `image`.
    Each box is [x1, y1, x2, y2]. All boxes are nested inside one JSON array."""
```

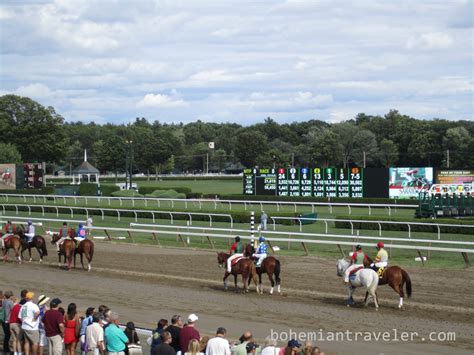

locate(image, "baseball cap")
[[187, 313, 198, 323], [50, 298, 62, 307], [288, 339, 301, 348], [25, 291, 35, 300]]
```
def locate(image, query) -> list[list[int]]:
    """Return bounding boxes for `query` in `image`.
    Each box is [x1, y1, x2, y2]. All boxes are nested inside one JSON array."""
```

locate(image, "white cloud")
[[137, 93, 188, 108], [15, 83, 52, 99], [406, 32, 454, 50]]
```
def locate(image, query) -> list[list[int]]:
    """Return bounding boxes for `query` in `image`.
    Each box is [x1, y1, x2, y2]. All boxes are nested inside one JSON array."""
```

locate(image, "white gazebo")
[[72, 150, 100, 184]]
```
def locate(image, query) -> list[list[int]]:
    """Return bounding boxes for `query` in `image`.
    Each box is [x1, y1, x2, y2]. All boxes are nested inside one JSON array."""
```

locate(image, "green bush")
[[111, 190, 144, 197], [138, 186, 192, 195], [334, 215, 474, 235], [79, 183, 99, 196], [100, 184, 120, 196], [145, 189, 186, 199]]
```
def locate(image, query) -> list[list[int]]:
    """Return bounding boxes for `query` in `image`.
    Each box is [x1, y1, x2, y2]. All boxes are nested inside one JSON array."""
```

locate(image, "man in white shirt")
[[86, 314, 105, 355], [19, 291, 41, 355], [206, 327, 231, 355], [260, 337, 279, 355]]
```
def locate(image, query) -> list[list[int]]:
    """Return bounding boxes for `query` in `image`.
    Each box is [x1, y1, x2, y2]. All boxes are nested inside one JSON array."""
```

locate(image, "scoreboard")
[[243, 167, 364, 198]]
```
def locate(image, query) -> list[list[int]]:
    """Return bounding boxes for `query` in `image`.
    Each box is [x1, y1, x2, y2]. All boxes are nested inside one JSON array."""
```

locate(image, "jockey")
[[252, 236, 268, 268], [56, 222, 72, 251], [24, 220, 35, 243], [371, 242, 389, 270], [227, 236, 244, 273], [76, 223, 87, 243], [1, 220, 16, 249], [344, 245, 367, 284]]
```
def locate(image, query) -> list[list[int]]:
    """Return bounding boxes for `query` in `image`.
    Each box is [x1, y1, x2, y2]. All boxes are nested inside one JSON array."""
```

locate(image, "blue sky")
[[0, 0, 472, 125]]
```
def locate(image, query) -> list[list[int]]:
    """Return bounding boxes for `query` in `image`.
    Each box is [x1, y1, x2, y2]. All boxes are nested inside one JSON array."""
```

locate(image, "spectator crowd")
[[1, 289, 325, 355]]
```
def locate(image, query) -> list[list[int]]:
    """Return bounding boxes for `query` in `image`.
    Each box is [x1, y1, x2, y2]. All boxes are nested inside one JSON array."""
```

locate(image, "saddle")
[[349, 266, 364, 278], [4, 235, 16, 244], [231, 256, 246, 266]]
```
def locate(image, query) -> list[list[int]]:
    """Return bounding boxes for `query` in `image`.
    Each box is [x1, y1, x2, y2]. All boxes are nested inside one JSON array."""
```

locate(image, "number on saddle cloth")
[[377, 267, 385, 278]]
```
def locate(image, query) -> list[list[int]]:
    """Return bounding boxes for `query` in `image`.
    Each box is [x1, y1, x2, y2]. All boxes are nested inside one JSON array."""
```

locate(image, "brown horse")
[[51, 234, 75, 270], [217, 252, 257, 293], [244, 244, 281, 295], [17, 230, 48, 263], [0, 232, 22, 263], [74, 239, 94, 271], [364, 255, 412, 309]]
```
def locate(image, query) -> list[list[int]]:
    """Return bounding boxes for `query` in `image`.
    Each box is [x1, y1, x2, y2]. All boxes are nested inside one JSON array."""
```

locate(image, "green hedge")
[[334, 215, 474, 235], [79, 183, 99, 196], [0, 187, 55, 195], [111, 190, 144, 197], [220, 194, 419, 205], [138, 186, 192, 195], [100, 185, 120, 196], [145, 189, 186, 199]]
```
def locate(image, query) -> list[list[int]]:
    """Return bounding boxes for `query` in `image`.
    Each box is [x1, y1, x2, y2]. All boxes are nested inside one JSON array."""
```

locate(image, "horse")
[[1, 171, 12, 186], [51, 234, 75, 270], [216, 252, 257, 293], [17, 229, 48, 263], [74, 239, 94, 271], [336, 258, 379, 310], [0, 232, 22, 263], [244, 243, 281, 295], [364, 255, 412, 309]]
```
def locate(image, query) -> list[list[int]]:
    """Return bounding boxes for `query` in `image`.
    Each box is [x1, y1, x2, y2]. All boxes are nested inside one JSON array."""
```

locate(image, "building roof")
[[72, 161, 99, 174]]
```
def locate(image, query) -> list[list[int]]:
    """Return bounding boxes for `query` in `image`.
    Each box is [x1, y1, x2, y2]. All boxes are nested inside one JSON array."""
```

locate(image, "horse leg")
[[366, 276, 379, 310], [347, 286, 354, 307], [37, 247, 42, 263], [267, 270, 275, 295], [80, 253, 85, 270], [242, 273, 249, 293], [223, 271, 230, 290], [390, 280, 405, 309], [234, 274, 238, 292], [258, 272, 263, 294], [28, 247, 32, 262]]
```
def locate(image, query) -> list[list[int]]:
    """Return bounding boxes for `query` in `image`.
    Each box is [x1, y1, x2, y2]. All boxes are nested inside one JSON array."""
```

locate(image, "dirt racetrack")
[[1, 242, 473, 354]]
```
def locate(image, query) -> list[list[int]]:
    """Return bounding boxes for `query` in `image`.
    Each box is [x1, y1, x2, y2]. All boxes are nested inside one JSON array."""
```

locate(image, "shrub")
[[145, 189, 186, 199], [111, 190, 144, 197], [138, 186, 192, 195], [79, 183, 99, 196], [100, 184, 120, 196]]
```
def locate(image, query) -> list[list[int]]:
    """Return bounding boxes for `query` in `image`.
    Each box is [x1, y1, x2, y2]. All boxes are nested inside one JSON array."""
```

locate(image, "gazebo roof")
[[72, 161, 99, 174]]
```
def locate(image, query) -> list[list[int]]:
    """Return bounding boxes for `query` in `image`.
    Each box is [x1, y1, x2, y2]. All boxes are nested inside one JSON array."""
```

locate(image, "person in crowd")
[[199, 337, 209, 353], [19, 291, 41, 355], [167, 315, 183, 353], [86, 217, 93, 235], [9, 294, 24, 355], [252, 236, 268, 268], [280, 340, 300, 355], [86, 313, 105, 355], [181, 339, 203, 355], [2, 290, 14, 353], [56, 222, 72, 251], [64, 303, 81, 355], [260, 212, 268, 231], [245, 343, 258, 355], [344, 245, 367, 284], [153, 331, 175, 355], [81, 307, 96, 355], [226, 237, 244, 273], [1, 220, 16, 249], [150, 319, 169, 355], [24, 220, 36, 243], [205, 327, 230, 355], [260, 337, 279, 355], [37, 295, 50, 355], [179, 314, 200, 352], [124, 321, 141, 355], [104, 312, 129, 355], [310, 347, 324, 355], [300, 341, 313, 355], [231, 331, 253, 355], [42, 298, 65, 355]]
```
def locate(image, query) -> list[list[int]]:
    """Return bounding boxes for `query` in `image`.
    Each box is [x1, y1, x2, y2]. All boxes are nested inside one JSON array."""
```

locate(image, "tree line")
[[0, 94, 473, 175]]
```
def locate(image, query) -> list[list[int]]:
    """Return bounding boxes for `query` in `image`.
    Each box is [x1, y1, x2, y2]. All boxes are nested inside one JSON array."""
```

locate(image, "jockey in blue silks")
[[252, 236, 268, 267], [76, 223, 87, 244]]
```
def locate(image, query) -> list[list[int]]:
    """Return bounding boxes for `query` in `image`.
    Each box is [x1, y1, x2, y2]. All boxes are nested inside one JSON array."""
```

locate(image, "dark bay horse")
[[17, 230, 48, 263], [244, 244, 281, 295], [0, 232, 22, 263], [51, 234, 75, 270], [217, 252, 257, 293], [74, 239, 94, 271], [364, 255, 412, 309]]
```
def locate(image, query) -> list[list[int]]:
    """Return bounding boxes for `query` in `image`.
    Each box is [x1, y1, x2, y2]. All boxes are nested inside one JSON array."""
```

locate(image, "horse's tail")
[[249, 260, 258, 287], [274, 258, 281, 285], [88, 241, 94, 263], [39, 237, 48, 256], [402, 269, 412, 298]]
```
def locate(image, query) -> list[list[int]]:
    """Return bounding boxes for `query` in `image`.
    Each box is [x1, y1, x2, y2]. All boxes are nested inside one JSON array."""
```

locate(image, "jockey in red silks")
[[344, 244, 367, 284], [1, 220, 16, 249], [227, 236, 244, 273]]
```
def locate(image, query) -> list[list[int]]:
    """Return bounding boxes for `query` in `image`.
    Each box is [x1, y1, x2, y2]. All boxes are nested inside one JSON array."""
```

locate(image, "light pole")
[[125, 140, 133, 189]]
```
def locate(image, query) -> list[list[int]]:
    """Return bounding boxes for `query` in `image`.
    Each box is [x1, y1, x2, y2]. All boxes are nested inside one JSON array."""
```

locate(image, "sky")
[[0, 0, 472, 125]]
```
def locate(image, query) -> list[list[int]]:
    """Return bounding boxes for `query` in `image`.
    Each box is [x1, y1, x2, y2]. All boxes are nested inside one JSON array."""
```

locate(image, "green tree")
[[379, 139, 399, 167], [0, 95, 67, 162], [0, 143, 22, 163], [352, 129, 379, 167], [308, 128, 342, 167], [443, 126, 472, 168], [234, 130, 269, 167], [331, 122, 360, 167]]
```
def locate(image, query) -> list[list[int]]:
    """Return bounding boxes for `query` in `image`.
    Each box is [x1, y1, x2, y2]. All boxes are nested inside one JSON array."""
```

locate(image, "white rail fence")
[[269, 216, 474, 239], [0, 203, 233, 227], [0, 193, 416, 215]]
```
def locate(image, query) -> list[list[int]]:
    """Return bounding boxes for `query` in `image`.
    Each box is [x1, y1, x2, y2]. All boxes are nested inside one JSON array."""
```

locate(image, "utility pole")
[[363, 151, 366, 168], [447, 149, 450, 168], [291, 153, 295, 168]]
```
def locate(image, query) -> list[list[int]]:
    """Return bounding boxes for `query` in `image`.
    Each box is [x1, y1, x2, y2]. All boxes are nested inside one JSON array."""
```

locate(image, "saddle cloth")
[[349, 266, 364, 277], [231, 256, 246, 266], [4, 235, 15, 243], [377, 266, 386, 278]]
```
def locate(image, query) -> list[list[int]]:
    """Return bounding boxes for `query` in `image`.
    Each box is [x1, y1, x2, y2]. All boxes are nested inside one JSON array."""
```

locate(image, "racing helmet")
[[356, 244, 362, 250], [235, 236, 241, 242], [377, 242, 384, 249], [27, 220, 32, 225], [259, 236, 265, 242], [78, 224, 83, 228]]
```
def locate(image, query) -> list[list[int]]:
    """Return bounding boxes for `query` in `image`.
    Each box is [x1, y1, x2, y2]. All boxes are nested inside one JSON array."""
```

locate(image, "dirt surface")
[[1, 242, 473, 354]]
